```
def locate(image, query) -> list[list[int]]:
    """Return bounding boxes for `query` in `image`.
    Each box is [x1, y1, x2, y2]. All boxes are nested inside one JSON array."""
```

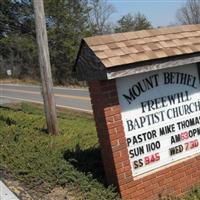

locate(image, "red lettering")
[[144, 153, 160, 165], [180, 131, 189, 140], [185, 139, 199, 151]]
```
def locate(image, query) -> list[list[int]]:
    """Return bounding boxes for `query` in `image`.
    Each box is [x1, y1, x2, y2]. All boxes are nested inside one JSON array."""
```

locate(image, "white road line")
[[0, 96, 92, 113], [0, 88, 90, 101]]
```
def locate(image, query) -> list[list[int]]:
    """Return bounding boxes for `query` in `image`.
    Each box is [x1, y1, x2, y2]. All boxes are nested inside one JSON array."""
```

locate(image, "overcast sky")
[[108, 0, 187, 27]]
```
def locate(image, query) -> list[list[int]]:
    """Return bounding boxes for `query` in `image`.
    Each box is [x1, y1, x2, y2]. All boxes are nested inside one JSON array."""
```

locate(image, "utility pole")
[[33, 0, 59, 135]]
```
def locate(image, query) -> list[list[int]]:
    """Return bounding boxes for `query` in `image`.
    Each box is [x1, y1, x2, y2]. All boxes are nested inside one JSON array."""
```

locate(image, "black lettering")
[[126, 120, 134, 131], [169, 145, 183, 156], [171, 134, 181, 144], [127, 138, 131, 147]]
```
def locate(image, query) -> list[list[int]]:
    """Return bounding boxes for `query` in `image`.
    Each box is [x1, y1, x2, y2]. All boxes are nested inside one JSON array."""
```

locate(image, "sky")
[[107, 0, 187, 27]]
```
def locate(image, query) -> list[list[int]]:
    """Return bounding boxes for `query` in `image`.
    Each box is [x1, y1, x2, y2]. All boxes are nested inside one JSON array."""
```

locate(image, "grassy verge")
[[0, 103, 120, 199], [1, 103, 200, 200], [0, 78, 40, 85]]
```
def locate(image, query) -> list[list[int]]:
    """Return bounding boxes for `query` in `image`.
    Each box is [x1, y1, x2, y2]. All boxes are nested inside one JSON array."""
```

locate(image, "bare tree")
[[176, 0, 200, 24], [89, 0, 115, 35]]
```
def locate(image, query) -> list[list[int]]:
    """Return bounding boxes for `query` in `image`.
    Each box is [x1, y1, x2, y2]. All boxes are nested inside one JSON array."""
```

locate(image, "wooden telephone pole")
[[33, 0, 59, 135]]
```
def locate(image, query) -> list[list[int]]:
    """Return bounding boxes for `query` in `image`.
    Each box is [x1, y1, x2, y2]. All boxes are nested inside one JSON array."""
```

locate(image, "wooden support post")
[[33, 0, 59, 135]]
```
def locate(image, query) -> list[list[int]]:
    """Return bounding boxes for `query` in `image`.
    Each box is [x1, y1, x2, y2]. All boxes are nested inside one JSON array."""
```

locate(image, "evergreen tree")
[[0, 0, 91, 84], [45, 0, 91, 84], [0, 0, 37, 79], [115, 12, 152, 33]]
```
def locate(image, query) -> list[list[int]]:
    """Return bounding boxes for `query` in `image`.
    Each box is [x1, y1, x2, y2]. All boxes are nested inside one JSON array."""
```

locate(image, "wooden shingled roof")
[[75, 24, 200, 80]]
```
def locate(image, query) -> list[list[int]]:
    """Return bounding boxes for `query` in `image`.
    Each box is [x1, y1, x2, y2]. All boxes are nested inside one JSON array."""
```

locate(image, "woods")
[[0, 0, 153, 85], [0, 0, 91, 85], [1, 0, 199, 85]]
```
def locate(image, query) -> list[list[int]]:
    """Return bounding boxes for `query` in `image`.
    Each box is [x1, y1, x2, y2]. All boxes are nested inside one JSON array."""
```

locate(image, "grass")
[[159, 186, 200, 200], [1, 103, 200, 200], [0, 78, 40, 85], [0, 103, 120, 199]]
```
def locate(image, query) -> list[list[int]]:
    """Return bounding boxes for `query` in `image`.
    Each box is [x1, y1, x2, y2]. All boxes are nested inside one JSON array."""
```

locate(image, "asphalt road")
[[0, 84, 92, 113]]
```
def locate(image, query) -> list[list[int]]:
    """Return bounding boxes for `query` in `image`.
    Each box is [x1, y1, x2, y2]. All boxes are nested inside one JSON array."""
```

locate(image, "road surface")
[[0, 84, 92, 113]]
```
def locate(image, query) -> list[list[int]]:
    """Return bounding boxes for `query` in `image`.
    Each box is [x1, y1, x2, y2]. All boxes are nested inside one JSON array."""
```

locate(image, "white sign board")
[[6, 69, 12, 76], [116, 64, 200, 176]]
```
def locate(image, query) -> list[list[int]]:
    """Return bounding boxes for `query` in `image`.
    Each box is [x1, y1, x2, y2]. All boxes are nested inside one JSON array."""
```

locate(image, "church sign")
[[117, 64, 200, 176], [75, 24, 200, 200]]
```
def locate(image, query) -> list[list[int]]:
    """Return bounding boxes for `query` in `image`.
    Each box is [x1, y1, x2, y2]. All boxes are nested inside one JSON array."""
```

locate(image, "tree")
[[0, 0, 117, 84], [0, 33, 38, 79], [45, 0, 91, 84], [0, 0, 38, 79], [176, 0, 200, 24], [89, 0, 115, 35], [0, 0, 35, 37], [115, 12, 152, 33], [0, 0, 91, 85]]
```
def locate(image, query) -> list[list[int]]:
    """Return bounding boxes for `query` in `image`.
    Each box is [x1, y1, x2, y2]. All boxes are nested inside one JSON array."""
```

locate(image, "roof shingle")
[[83, 24, 200, 68]]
